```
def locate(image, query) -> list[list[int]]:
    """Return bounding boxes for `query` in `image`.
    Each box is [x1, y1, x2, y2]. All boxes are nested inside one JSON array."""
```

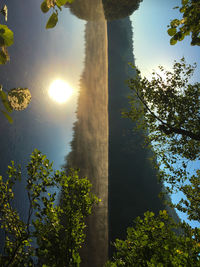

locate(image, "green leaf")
[[0, 89, 7, 101], [182, 0, 188, 5], [46, 13, 58, 29], [0, 50, 8, 64], [56, 0, 68, 6], [177, 32, 184, 41], [0, 90, 12, 112], [179, 6, 186, 13], [167, 28, 177, 36], [0, 25, 14, 47], [2, 99, 12, 113], [170, 38, 177, 45], [41, 1, 50, 13], [1, 110, 13, 123]]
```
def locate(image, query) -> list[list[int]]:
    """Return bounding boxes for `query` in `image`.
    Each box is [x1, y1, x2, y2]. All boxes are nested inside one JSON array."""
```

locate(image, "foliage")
[[102, 0, 143, 21], [0, 149, 99, 266], [7, 88, 31, 111], [64, 0, 105, 22], [40, 0, 74, 29], [106, 210, 200, 266], [0, 86, 32, 123], [168, 0, 200, 46], [124, 58, 200, 223], [0, 5, 13, 64]]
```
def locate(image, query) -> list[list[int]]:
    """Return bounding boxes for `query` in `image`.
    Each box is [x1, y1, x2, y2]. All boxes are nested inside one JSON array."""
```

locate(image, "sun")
[[48, 79, 73, 104]]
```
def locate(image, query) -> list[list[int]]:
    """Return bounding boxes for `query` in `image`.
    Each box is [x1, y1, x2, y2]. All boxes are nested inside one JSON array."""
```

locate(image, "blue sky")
[[130, 0, 200, 228], [131, 0, 200, 80]]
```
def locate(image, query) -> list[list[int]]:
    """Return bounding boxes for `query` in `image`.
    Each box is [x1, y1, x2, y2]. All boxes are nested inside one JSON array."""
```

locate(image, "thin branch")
[[135, 90, 200, 141]]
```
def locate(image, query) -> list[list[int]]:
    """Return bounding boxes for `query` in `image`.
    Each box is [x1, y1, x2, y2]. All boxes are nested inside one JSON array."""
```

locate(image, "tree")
[[64, 0, 105, 22], [168, 0, 200, 46], [102, 0, 143, 21], [0, 149, 99, 266], [106, 211, 200, 266], [124, 58, 200, 223]]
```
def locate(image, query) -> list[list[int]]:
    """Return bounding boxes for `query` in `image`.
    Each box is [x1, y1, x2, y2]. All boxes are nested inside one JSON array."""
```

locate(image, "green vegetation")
[[64, 0, 105, 21], [106, 211, 200, 266], [107, 59, 200, 267], [168, 0, 200, 45], [41, 0, 74, 29], [0, 86, 32, 123], [102, 0, 143, 21], [0, 149, 99, 266], [125, 58, 200, 222], [106, 1, 200, 264], [0, 5, 13, 65]]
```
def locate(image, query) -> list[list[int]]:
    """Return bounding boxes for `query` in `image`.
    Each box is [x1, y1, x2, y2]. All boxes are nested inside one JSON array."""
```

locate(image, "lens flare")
[[48, 79, 73, 103]]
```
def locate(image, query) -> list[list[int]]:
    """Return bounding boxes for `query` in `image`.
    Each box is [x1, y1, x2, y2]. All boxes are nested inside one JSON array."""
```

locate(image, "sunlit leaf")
[[182, 0, 188, 5], [41, 1, 50, 13], [8, 88, 31, 110], [1, 110, 13, 123], [0, 25, 14, 47], [0, 50, 8, 64], [177, 32, 184, 41], [1, 5, 8, 21], [46, 13, 58, 29], [170, 38, 177, 45], [0, 89, 7, 101], [2, 99, 12, 113], [180, 6, 186, 13], [167, 28, 176, 36], [56, 0, 68, 6]]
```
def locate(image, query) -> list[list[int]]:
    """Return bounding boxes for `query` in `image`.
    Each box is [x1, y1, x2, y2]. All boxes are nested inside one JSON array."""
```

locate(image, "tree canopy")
[[102, 0, 143, 21], [0, 149, 99, 266], [168, 0, 200, 46], [124, 58, 200, 223], [106, 211, 200, 266], [107, 56, 200, 266], [64, 0, 105, 21]]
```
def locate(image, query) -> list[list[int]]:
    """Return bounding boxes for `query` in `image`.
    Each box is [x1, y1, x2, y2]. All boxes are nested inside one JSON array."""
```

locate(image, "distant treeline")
[[107, 17, 179, 255], [65, 0, 143, 21], [62, 10, 109, 267], [102, 0, 143, 20], [65, 0, 105, 21]]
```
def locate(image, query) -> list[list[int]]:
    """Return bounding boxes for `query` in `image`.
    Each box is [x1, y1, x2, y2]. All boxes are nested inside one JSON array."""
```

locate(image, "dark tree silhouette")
[[102, 0, 143, 20]]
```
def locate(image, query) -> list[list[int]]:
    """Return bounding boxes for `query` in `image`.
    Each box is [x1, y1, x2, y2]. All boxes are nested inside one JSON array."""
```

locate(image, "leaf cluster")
[[124, 58, 200, 223], [40, 0, 74, 29], [0, 149, 99, 266], [168, 0, 200, 46], [126, 58, 200, 160], [0, 86, 32, 123], [0, 24, 12, 62], [102, 0, 143, 21], [106, 211, 200, 266]]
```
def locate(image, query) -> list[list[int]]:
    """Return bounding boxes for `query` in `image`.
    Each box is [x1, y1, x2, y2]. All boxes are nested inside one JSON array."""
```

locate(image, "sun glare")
[[48, 79, 73, 104]]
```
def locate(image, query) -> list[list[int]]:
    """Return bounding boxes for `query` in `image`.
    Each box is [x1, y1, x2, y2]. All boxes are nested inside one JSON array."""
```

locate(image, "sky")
[[0, 0, 86, 170], [131, 0, 200, 80], [130, 0, 200, 228]]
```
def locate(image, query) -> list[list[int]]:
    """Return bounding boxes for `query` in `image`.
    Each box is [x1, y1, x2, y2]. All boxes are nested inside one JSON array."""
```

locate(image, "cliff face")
[[65, 2, 109, 266], [108, 17, 165, 252]]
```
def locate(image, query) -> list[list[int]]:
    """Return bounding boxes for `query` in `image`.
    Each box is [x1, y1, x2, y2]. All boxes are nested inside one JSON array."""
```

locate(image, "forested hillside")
[[63, 3, 109, 266], [108, 17, 167, 253], [103, 0, 143, 20]]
